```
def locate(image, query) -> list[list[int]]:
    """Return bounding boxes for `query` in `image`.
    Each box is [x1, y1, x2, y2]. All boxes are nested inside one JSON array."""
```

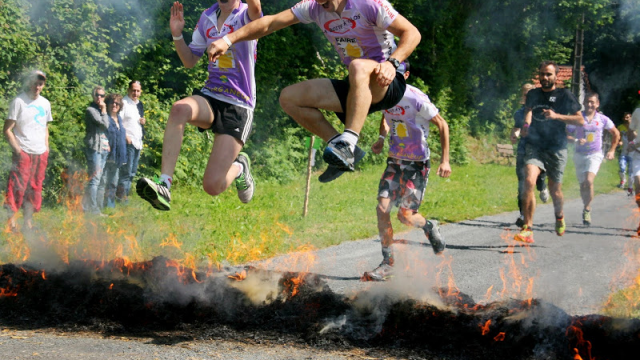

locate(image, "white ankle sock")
[[234, 161, 244, 178], [333, 130, 359, 151], [160, 174, 172, 189]]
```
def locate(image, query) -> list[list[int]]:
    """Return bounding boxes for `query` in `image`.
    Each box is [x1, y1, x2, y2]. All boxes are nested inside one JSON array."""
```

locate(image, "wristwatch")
[[387, 57, 400, 70]]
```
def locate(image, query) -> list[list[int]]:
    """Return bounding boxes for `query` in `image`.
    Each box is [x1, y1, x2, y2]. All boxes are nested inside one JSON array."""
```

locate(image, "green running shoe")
[[514, 225, 534, 243], [555, 217, 566, 236], [235, 152, 255, 204], [582, 210, 591, 226], [136, 177, 171, 211]]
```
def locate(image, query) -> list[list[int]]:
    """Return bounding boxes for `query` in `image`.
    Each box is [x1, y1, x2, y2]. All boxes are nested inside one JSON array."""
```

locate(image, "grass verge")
[[2, 148, 622, 265]]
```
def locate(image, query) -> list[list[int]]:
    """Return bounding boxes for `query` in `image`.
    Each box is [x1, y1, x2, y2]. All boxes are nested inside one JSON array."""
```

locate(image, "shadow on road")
[[457, 219, 635, 238], [390, 238, 539, 253]]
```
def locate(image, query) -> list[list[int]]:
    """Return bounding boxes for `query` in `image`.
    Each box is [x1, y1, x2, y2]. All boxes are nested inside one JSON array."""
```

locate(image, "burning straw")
[[0, 257, 638, 359]]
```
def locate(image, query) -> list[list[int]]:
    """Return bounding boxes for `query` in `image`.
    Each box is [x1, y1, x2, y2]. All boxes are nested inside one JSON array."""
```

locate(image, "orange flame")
[[480, 319, 491, 335], [493, 332, 505, 342], [228, 270, 247, 281]]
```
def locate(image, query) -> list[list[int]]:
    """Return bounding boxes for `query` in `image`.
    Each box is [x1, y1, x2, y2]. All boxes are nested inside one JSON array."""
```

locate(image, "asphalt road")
[[270, 190, 640, 316], [1, 191, 638, 359]]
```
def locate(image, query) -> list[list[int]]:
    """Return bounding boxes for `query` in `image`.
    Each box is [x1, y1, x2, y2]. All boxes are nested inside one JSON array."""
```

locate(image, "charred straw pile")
[[0, 256, 638, 359]]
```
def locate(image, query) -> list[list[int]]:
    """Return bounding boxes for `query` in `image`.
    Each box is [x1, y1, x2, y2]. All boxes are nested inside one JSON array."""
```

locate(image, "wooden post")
[[303, 136, 315, 217]]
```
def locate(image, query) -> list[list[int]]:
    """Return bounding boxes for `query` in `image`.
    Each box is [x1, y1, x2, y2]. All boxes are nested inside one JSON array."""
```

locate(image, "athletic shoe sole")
[[361, 271, 393, 282], [136, 178, 171, 211], [425, 220, 446, 254], [323, 143, 355, 172], [319, 146, 366, 183]]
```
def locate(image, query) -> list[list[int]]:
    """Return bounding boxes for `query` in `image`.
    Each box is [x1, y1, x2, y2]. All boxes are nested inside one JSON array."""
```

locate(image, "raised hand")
[[170, 1, 185, 38]]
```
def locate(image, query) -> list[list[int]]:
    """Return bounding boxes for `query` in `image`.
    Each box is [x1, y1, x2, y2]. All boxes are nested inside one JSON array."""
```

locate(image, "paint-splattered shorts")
[[378, 157, 431, 212]]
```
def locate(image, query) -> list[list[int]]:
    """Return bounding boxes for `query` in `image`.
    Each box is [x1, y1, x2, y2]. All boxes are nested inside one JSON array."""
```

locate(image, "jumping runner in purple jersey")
[[206, 0, 421, 183], [137, 0, 262, 211]]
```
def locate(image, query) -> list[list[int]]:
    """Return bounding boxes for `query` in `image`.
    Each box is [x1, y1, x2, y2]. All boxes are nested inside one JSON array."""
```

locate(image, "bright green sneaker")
[[582, 210, 591, 226], [514, 225, 534, 243], [555, 217, 566, 236], [136, 177, 171, 211], [235, 152, 254, 204]]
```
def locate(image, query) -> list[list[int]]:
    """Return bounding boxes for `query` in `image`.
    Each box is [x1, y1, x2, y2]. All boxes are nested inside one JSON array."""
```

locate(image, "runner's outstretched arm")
[[207, 9, 300, 62]]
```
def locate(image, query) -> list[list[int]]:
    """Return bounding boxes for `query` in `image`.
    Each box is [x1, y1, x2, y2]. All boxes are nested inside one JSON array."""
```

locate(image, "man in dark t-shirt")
[[515, 61, 583, 243]]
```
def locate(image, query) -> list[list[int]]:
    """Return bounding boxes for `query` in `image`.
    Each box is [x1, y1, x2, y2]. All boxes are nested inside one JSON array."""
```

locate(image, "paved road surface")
[[267, 191, 640, 316], [2, 191, 638, 359]]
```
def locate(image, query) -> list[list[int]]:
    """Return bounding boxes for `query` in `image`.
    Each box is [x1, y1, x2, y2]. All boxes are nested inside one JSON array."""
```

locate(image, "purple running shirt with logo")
[[291, 0, 398, 66], [189, 3, 260, 109], [383, 85, 439, 162], [566, 112, 614, 155]]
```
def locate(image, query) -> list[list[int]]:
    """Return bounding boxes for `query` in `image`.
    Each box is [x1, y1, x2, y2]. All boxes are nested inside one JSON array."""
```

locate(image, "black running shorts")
[[193, 88, 254, 145], [330, 71, 407, 123]]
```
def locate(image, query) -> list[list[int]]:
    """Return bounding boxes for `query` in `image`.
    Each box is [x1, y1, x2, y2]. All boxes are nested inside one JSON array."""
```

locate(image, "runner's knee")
[[348, 59, 373, 81], [396, 209, 413, 226], [168, 101, 193, 124], [279, 86, 299, 114], [202, 177, 227, 196]]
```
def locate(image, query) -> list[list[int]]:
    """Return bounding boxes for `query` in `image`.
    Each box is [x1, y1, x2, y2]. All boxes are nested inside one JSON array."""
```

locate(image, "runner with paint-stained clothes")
[[363, 62, 451, 281]]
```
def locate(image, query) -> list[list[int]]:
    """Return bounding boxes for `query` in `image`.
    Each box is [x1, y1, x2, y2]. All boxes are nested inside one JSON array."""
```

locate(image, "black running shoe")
[[323, 140, 355, 172], [362, 262, 393, 281], [424, 220, 446, 254], [136, 177, 171, 211], [515, 216, 525, 228], [319, 146, 366, 183]]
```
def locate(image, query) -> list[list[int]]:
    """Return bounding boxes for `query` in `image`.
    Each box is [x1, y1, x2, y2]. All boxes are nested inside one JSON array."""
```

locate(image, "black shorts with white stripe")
[[193, 88, 254, 145]]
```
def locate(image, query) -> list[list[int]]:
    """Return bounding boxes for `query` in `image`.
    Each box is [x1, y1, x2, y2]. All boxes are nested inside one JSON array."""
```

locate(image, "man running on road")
[[515, 61, 583, 243]]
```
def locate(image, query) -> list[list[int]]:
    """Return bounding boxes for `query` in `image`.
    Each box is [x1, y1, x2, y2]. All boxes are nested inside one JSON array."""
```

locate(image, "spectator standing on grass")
[[566, 92, 619, 226], [3, 70, 52, 231], [206, 0, 421, 183], [118, 80, 145, 204], [515, 61, 583, 243], [98, 94, 127, 209], [362, 63, 451, 282], [82, 86, 110, 215], [510, 83, 550, 228], [617, 112, 633, 194], [136, 0, 262, 211]]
